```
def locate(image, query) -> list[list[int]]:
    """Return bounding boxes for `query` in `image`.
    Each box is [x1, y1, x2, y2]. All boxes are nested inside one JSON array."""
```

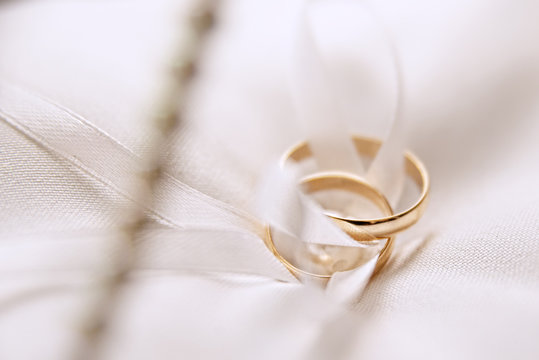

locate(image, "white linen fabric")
[[0, 0, 538, 359]]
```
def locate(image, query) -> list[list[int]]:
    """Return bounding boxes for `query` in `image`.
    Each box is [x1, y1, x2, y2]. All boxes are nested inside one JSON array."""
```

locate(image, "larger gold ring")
[[265, 172, 395, 280], [282, 135, 430, 239]]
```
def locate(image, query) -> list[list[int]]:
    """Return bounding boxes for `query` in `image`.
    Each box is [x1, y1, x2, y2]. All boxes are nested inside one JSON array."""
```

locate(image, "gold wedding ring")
[[265, 172, 395, 279], [282, 135, 429, 239]]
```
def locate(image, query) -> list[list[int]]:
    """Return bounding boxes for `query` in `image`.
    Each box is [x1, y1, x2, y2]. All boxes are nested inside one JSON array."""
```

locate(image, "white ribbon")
[[362, 2, 407, 207], [254, 0, 407, 298], [289, 2, 365, 174], [0, 81, 261, 235], [0, 80, 296, 283], [0, 228, 297, 283]]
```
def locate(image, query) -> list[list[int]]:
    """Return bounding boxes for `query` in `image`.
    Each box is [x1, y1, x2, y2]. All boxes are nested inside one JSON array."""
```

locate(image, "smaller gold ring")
[[282, 135, 430, 238], [265, 172, 395, 279]]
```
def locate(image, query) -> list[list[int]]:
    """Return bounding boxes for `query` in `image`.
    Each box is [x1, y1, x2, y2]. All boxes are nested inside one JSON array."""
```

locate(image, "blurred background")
[[0, 1, 538, 359]]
